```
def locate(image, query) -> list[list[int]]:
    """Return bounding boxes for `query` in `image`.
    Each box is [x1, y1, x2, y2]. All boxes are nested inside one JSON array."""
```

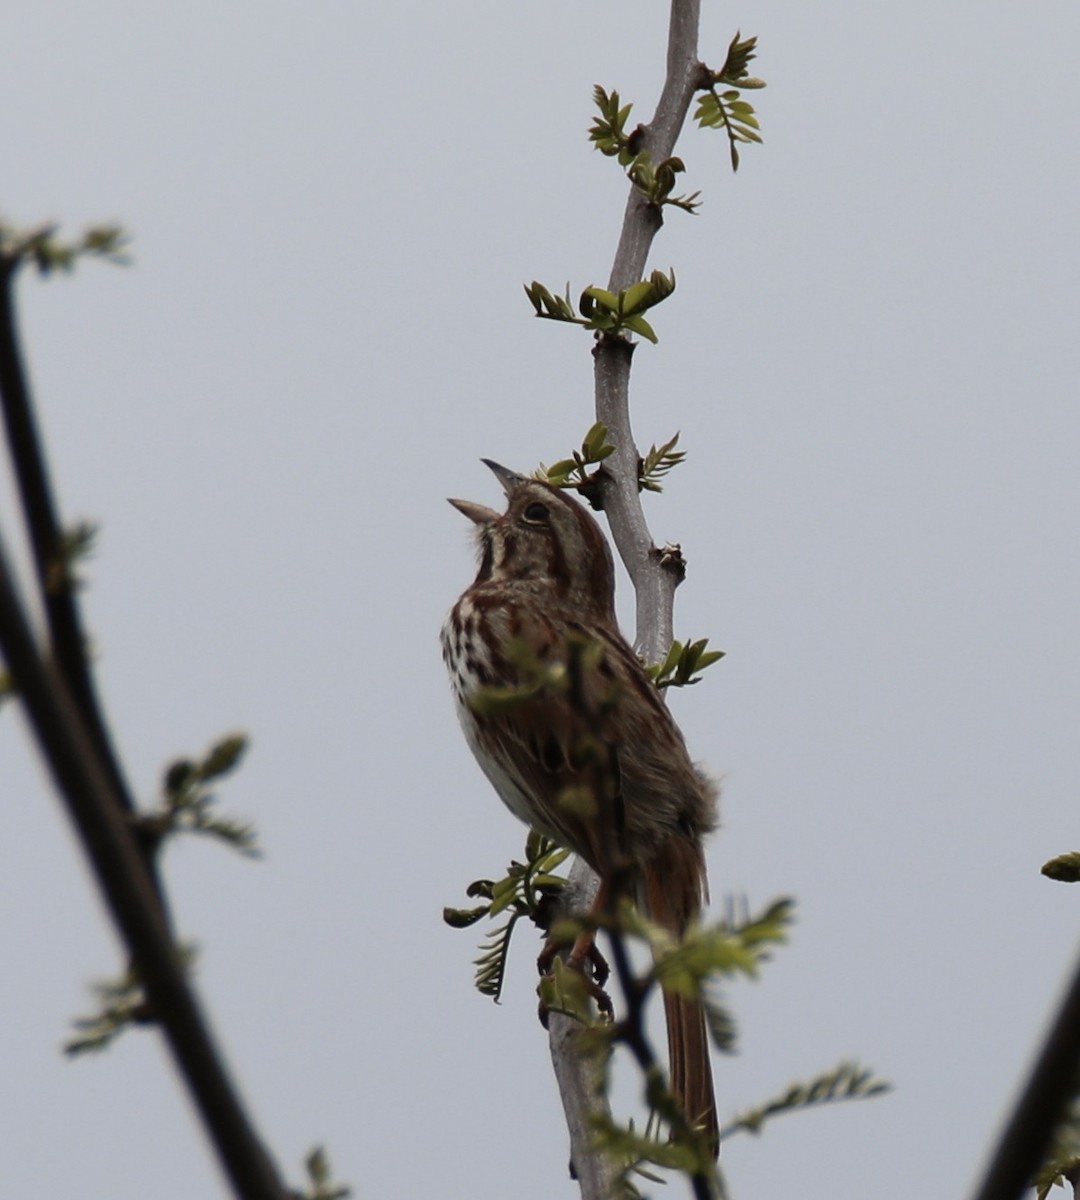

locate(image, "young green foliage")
[[1043, 852, 1080, 883], [45, 519, 99, 594], [65, 947, 197, 1055], [139, 734, 260, 857], [718, 1061, 891, 1142], [525, 268, 677, 344], [588, 86, 642, 166], [1035, 1155, 1080, 1200], [444, 831, 570, 1001], [590, 88, 701, 212], [639, 431, 687, 492], [552, 897, 796, 1195], [694, 32, 766, 172], [589, 1110, 716, 1187], [1034, 1097, 1080, 1199], [646, 637, 725, 689], [300, 1146, 351, 1200], [0, 220, 130, 275], [539, 421, 616, 490], [626, 153, 701, 214], [65, 966, 156, 1055], [647, 896, 794, 998]]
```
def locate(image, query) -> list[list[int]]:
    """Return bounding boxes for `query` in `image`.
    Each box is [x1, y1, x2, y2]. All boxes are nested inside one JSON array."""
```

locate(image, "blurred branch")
[[970, 945, 1080, 1200], [0, 231, 290, 1200], [0, 244, 134, 818]]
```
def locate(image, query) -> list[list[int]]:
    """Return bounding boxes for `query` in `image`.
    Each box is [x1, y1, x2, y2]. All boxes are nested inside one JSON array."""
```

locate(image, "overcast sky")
[[3, 3, 1079, 1198]]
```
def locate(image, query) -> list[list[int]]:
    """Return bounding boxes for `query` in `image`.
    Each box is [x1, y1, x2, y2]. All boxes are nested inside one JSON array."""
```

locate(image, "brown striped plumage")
[[442, 461, 719, 1152]]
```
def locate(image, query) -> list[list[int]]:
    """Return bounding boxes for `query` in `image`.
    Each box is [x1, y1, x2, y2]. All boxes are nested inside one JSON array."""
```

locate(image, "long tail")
[[640, 837, 718, 1157]]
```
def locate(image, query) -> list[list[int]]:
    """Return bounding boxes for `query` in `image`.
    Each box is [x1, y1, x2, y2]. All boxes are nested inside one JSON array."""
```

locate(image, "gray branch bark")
[[548, 3, 705, 1194]]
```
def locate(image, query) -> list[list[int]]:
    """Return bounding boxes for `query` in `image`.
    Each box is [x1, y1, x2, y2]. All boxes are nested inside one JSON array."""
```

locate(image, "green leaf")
[[693, 36, 765, 173], [649, 634, 725, 687], [620, 280, 653, 314], [447, 834, 569, 1000], [621, 314, 657, 343], [715, 31, 761, 86], [302, 1146, 351, 1200], [146, 734, 259, 857], [581, 421, 615, 461], [581, 285, 619, 313], [200, 733, 247, 780], [719, 1060, 890, 1142], [1042, 853, 1080, 882], [442, 905, 489, 928]]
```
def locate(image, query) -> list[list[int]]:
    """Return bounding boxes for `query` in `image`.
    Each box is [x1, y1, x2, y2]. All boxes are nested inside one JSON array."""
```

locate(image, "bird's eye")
[[523, 501, 550, 524]]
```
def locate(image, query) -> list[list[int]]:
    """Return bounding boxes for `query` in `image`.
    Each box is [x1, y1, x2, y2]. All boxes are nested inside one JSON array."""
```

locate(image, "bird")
[[442, 459, 719, 1151]]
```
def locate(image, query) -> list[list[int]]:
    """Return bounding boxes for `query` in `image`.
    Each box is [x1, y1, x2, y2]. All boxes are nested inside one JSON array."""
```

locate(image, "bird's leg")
[[537, 877, 613, 1023]]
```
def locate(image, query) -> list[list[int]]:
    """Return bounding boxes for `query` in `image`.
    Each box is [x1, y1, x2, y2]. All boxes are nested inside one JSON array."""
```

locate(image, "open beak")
[[481, 458, 527, 495], [447, 497, 500, 525], [447, 459, 526, 524]]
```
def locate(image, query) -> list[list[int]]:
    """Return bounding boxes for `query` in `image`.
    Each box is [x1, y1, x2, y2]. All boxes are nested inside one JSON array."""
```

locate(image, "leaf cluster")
[[559, 898, 797, 1191], [46, 519, 99, 594], [719, 1061, 891, 1142], [443, 832, 570, 1001], [539, 421, 615, 490], [587, 86, 642, 166], [626, 153, 701, 214], [695, 33, 765, 171], [588, 1110, 716, 1196], [0, 220, 130, 275], [650, 898, 793, 996], [299, 1147, 351, 1200], [139, 734, 260, 857], [551, 897, 793, 1066], [65, 947, 195, 1055], [639, 431, 686, 493], [646, 637, 725, 689], [525, 268, 676, 345]]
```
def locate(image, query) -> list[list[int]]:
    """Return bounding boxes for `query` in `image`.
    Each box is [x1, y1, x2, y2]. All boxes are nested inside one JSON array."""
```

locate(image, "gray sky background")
[[3, 3, 1079, 1197]]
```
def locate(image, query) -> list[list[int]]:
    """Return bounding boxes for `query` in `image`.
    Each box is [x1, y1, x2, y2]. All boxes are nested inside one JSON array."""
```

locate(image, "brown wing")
[[473, 605, 715, 876]]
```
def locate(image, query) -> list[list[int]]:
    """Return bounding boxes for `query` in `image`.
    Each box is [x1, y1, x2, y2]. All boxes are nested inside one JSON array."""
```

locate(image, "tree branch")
[[547, 4, 706, 1195], [547, 861, 621, 1198], [596, 0, 703, 659], [0, 245, 290, 1199], [0, 253, 134, 815], [970, 944, 1080, 1200], [0, 534, 288, 1199]]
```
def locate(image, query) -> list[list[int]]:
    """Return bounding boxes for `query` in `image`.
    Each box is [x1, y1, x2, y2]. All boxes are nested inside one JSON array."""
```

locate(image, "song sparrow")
[[442, 460, 719, 1151]]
